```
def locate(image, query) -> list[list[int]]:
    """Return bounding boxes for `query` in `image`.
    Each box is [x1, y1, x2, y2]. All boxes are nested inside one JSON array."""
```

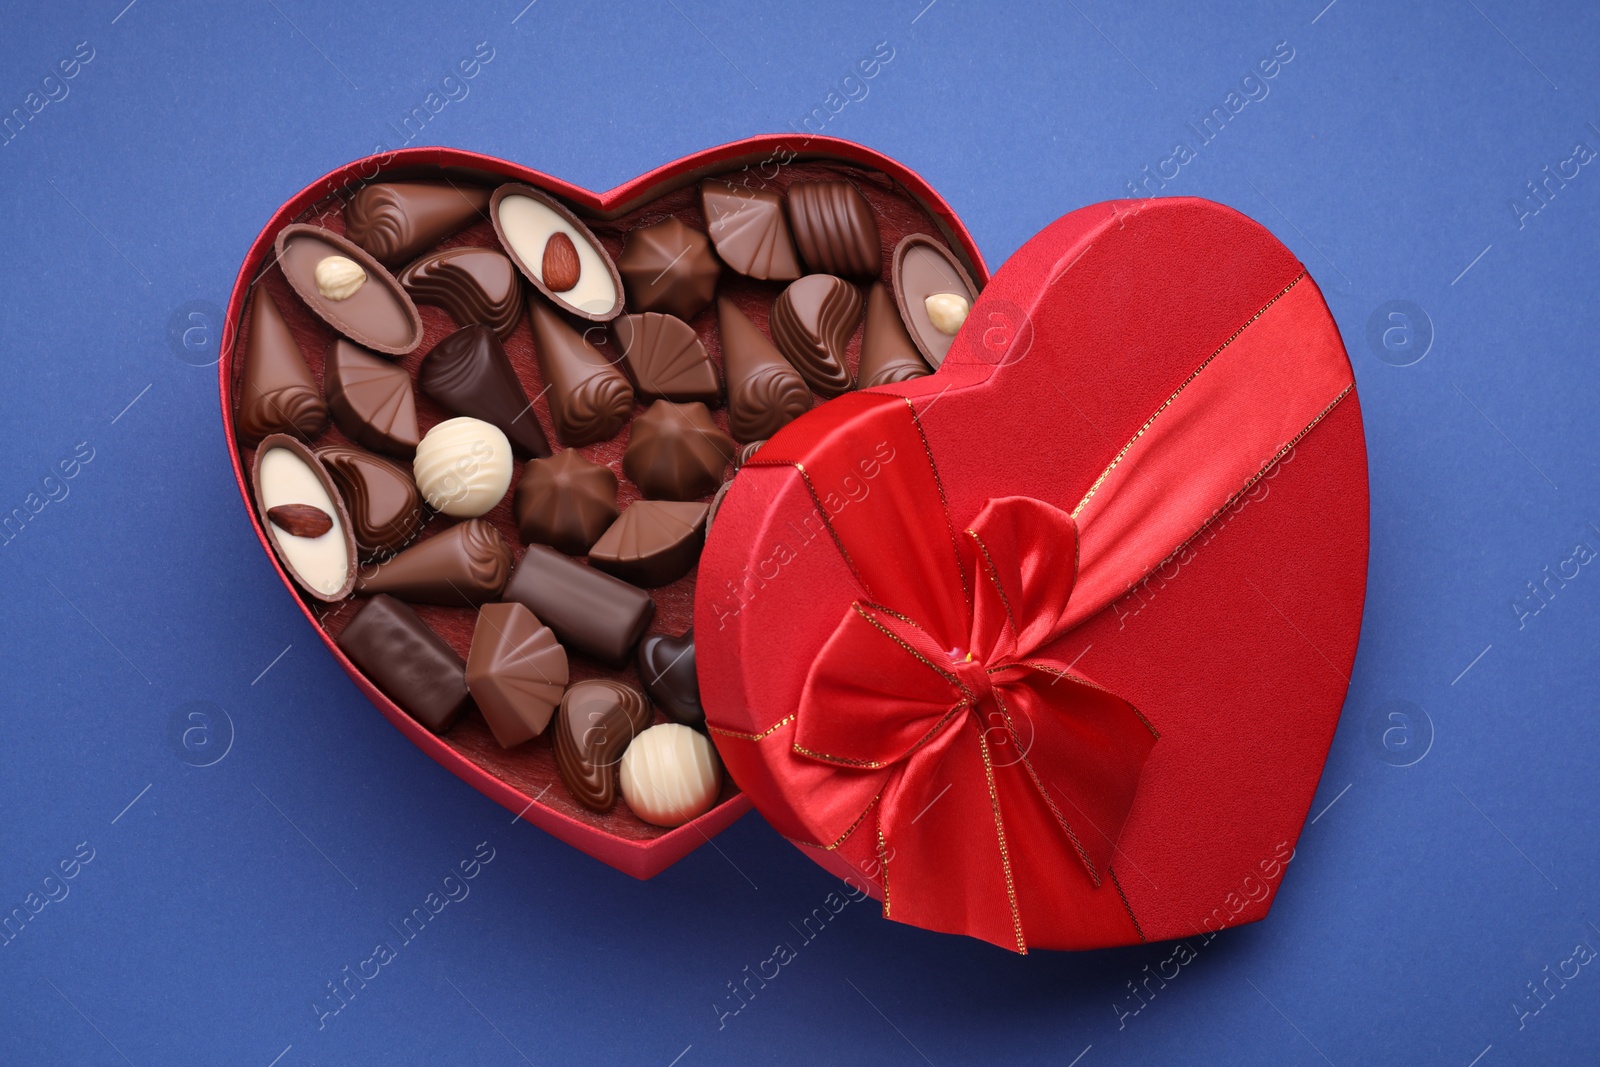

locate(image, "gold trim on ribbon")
[[707, 715, 795, 742], [975, 726, 1027, 954]]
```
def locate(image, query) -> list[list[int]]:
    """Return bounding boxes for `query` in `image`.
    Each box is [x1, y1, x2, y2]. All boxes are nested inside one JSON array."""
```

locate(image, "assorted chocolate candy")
[[232, 159, 980, 832]]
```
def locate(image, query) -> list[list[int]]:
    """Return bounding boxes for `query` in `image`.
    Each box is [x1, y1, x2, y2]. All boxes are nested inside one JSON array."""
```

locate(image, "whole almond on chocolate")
[[542, 232, 582, 292], [267, 503, 334, 538]]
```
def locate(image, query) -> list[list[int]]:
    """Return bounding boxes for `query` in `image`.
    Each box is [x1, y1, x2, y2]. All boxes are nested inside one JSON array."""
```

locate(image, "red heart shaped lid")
[[697, 196, 1368, 952]]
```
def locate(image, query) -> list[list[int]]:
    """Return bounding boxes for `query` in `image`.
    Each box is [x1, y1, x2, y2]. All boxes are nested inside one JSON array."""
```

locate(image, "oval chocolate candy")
[[553, 679, 652, 812], [252, 434, 357, 602], [490, 183, 623, 321], [890, 234, 981, 370], [274, 224, 424, 356]]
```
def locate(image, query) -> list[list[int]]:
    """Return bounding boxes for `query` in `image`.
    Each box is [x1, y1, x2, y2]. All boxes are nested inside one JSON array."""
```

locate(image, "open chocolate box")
[[220, 137, 989, 879]]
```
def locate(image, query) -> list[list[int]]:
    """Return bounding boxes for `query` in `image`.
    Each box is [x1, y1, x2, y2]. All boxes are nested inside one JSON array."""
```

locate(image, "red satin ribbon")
[[737, 270, 1353, 952]]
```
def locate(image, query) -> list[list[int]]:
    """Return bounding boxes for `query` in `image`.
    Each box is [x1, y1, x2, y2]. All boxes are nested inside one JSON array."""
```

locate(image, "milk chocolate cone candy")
[[338, 595, 468, 734], [355, 518, 512, 607], [769, 275, 861, 398], [236, 288, 328, 447], [699, 180, 801, 281], [317, 444, 427, 559], [528, 302, 634, 446], [345, 182, 490, 267], [419, 324, 551, 457], [398, 246, 522, 339], [324, 339, 420, 458], [615, 218, 721, 321], [589, 501, 708, 587], [787, 180, 881, 278], [610, 313, 721, 405], [624, 401, 735, 501], [858, 281, 931, 387], [513, 450, 618, 555], [466, 602, 568, 748], [637, 630, 704, 729], [716, 297, 812, 443], [553, 679, 651, 812]]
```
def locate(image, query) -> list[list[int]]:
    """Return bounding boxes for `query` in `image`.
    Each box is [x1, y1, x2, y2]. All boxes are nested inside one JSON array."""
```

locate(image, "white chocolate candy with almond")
[[496, 193, 617, 315], [256, 442, 354, 600], [620, 723, 723, 827], [412, 417, 513, 518]]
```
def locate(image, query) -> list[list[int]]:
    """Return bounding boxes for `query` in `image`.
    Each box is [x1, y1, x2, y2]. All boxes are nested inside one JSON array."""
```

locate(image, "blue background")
[[1, 1, 1596, 1063]]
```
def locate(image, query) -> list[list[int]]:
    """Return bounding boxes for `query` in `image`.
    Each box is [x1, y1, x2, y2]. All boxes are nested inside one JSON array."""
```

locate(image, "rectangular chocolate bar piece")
[[502, 546, 655, 667], [337, 594, 469, 733]]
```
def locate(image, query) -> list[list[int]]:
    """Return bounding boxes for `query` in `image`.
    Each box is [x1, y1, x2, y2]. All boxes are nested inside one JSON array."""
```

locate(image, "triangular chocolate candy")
[[355, 518, 511, 607], [858, 281, 930, 387], [529, 302, 634, 446], [344, 182, 490, 267], [325, 339, 419, 457], [700, 181, 801, 281], [716, 297, 811, 443], [419, 324, 550, 457], [236, 288, 327, 447], [465, 601, 569, 747], [610, 313, 721, 404], [588, 500, 709, 587], [317, 444, 427, 559]]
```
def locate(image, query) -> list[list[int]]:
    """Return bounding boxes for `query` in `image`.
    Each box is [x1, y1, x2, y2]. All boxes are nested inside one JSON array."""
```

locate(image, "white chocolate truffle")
[[620, 723, 723, 827], [413, 417, 513, 518]]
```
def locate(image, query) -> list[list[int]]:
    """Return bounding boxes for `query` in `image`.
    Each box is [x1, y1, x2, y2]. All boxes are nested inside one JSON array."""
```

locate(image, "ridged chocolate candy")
[[589, 501, 708, 587], [419, 324, 550, 458], [324, 338, 420, 458], [623, 401, 735, 501], [716, 298, 811, 443], [619, 723, 723, 827], [398, 246, 522, 339], [465, 602, 568, 748], [513, 450, 618, 555], [787, 180, 881, 278], [317, 444, 427, 559], [610, 313, 720, 404], [553, 679, 652, 812], [615, 217, 721, 320], [236, 288, 327, 447], [528, 302, 634, 446], [699, 181, 801, 281], [345, 182, 490, 268], [857, 281, 931, 387], [769, 275, 861, 397], [355, 518, 512, 607]]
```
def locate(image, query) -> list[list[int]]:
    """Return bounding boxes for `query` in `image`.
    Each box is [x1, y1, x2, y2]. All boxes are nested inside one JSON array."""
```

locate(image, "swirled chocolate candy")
[[513, 450, 618, 555], [770, 275, 861, 397], [610, 313, 720, 404], [589, 500, 708, 587], [253, 434, 356, 602], [786, 180, 881, 278], [419, 324, 551, 458], [553, 679, 651, 812], [338, 594, 468, 733], [491, 184, 622, 321], [412, 417, 514, 518], [355, 518, 511, 607], [325, 339, 420, 458], [615, 217, 721, 320], [700, 180, 801, 281], [623, 401, 735, 501], [528, 302, 634, 446], [317, 445, 427, 559], [275, 224, 423, 356], [858, 281, 930, 387], [397, 246, 522, 339], [236, 288, 327, 447], [620, 723, 722, 827], [716, 298, 811, 443], [502, 546, 655, 667], [636, 629, 703, 729], [345, 182, 490, 268], [465, 602, 568, 748], [736, 440, 766, 467], [891, 234, 980, 370]]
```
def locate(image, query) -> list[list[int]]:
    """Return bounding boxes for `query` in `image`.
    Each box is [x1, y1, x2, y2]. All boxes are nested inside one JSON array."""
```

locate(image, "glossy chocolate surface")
[[623, 401, 735, 501], [275, 224, 423, 355], [345, 181, 490, 267], [892, 233, 980, 369], [337, 594, 468, 733], [553, 679, 651, 812], [513, 450, 618, 556], [610, 313, 721, 405], [502, 545, 655, 667], [858, 280, 931, 387], [317, 444, 427, 559], [699, 180, 801, 281], [491, 183, 623, 321], [769, 275, 861, 398], [589, 501, 708, 588], [615, 217, 721, 320], [465, 601, 568, 748], [787, 180, 881, 278], [252, 434, 357, 602], [325, 338, 420, 457], [419, 324, 550, 458], [716, 297, 812, 443], [398, 246, 522, 339], [636, 629, 704, 729], [355, 518, 511, 607], [236, 288, 327, 447], [528, 302, 634, 446]]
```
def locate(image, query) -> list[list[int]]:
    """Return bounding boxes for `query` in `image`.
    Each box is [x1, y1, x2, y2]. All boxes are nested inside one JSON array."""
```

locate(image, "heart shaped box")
[[219, 137, 990, 879], [698, 199, 1368, 949]]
